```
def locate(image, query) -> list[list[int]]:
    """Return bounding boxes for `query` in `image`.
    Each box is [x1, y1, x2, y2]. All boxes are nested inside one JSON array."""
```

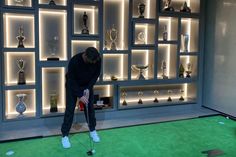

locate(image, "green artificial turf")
[[0, 116, 236, 157]]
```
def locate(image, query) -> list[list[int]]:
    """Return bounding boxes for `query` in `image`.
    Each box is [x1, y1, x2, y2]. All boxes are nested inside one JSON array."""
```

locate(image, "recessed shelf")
[[102, 50, 129, 54], [72, 40, 99, 57], [38, 4, 67, 10], [39, 0, 66, 6], [132, 18, 156, 23], [132, 0, 156, 19], [5, 89, 36, 120], [3, 48, 35, 52], [179, 56, 198, 79], [158, 17, 178, 41], [133, 23, 155, 45], [158, 41, 178, 44], [180, 52, 198, 56], [4, 84, 36, 90], [4, 0, 32, 7], [3, 13, 35, 48]]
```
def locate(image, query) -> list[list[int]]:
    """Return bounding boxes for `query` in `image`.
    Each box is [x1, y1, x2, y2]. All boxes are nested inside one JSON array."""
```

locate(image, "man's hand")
[[79, 89, 90, 105]]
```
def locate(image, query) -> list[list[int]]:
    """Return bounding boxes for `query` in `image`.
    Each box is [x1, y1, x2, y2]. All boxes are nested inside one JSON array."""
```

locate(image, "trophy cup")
[[81, 12, 89, 34], [153, 90, 159, 103], [16, 93, 27, 117], [137, 32, 146, 44], [179, 63, 185, 78], [17, 59, 26, 85], [132, 65, 148, 80], [179, 89, 184, 101], [163, 0, 175, 12], [163, 25, 168, 41], [182, 34, 189, 52], [14, 0, 24, 6], [138, 91, 143, 104], [109, 24, 118, 50], [138, 3, 145, 18], [49, 0, 56, 5], [16, 26, 25, 48], [47, 36, 59, 60], [167, 90, 172, 102], [185, 63, 192, 78], [122, 91, 128, 106], [180, 1, 191, 13], [104, 30, 109, 50], [50, 91, 58, 112], [161, 60, 168, 79]]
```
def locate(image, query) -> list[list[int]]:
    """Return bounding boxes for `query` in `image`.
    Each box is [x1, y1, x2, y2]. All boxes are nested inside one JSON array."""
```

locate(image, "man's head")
[[83, 47, 100, 64]]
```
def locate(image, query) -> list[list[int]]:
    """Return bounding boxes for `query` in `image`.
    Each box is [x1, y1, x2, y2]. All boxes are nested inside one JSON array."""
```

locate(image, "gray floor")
[[0, 106, 218, 142]]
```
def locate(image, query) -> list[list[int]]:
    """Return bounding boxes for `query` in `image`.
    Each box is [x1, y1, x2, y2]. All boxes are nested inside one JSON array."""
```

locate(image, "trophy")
[[104, 30, 109, 50], [17, 59, 26, 85], [47, 36, 59, 60], [14, 0, 24, 6], [122, 91, 128, 106], [110, 75, 118, 81], [81, 12, 89, 34], [16, 26, 25, 48], [180, 1, 191, 13], [179, 89, 184, 101], [49, 0, 56, 5], [16, 93, 27, 117], [132, 65, 148, 80], [179, 63, 185, 78], [163, 25, 168, 41], [50, 91, 58, 112], [109, 24, 118, 50], [185, 63, 192, 78], [167, 90, 172, 102], [153, 90, 159, 103], [138, 3, 145, 18], [138, 91, 143, 104], [163, 0, 175, 12], [137, 32, 146, 44], [182, 34, 189, 52], [161, 60, 168, 79]]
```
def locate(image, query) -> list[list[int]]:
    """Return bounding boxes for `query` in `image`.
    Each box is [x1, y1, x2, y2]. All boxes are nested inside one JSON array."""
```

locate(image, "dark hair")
[[84, 47, 100, 62]]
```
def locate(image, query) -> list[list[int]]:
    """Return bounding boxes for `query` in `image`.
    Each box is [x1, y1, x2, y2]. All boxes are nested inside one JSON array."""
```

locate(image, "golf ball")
[[6, 150, 14, 156], [92, 149, 96, 154]]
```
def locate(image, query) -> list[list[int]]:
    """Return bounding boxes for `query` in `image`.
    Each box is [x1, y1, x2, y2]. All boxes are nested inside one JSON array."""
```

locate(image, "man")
[[61, 47, 101, 149]]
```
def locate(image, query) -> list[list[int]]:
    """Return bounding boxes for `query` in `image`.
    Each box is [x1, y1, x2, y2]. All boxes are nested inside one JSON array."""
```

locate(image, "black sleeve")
[[66, 57, 84, 98], [86, 60, 101, 90]]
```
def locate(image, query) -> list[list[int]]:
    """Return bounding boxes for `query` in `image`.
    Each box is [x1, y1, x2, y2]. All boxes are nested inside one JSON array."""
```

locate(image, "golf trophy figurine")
[[179, 89, 184, 101], [153, 90, 159, 103], [163, 0, 175, 12], [138, 91, 143, 104], [16, 26, 25, 48], [179, 63, 185, 78], [185, 63, 192, 78], [180, 1, 191, 13], [182, 34, 189, 52], [17, 59, 26, 85], [137, 32, 146, 44], [104, 30, 109, 50], [16, 93, 27, 117], [163, 25, 168, 41], [161, 60, 168, 79], [47, 36, 59, 60], [167, 90, 172, 102], [122, 91, 128, 106], [50, 91, 58, 112], [109, 24, 118, 50], [132, 65, 148, 80], [138, 3, 145, 18], [49, 0, 56, 5], [14, 0, 24, 6], [81, 12, 89, 34]]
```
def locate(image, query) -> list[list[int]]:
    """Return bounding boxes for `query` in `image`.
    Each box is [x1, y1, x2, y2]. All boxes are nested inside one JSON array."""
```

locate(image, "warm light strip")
[[168, 18, 171, 40], [61, 68, 65, 108], [145, 50, 149, 77], [42, 68, 46, 109], [121, 54, 124, 79], [147, 0, 150, 18], [120, 96, 183, 103], [106, 85, 111, 96], [43, 106, 65, 110], [72, 40, 97, 48], [167, 45, 170, 77], [74, 8, 96, 11], [121, 0, 125, 49], [92, 7, 95, 34]]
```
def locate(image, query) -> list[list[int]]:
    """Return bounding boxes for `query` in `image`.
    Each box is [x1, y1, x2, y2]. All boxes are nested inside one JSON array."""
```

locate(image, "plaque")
[[182, 34, 189, 52]]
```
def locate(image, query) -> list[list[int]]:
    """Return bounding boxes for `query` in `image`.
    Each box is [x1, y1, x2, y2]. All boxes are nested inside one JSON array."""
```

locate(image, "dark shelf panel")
[[4, 84, 36, 90], [132, 18, 156, 24], [102, 50, 129, 54], [158, 40, 178, 44], [38, 61, 68, 67], [131, 45, 155, 49], [4, 112, 36, 121], [38, 4, 67, 10], [2, 5, 34, 10], [73, 0, 99, 6], [2, 7, 35, 13], [158, 12, 200, 18], [3, 48, 35, 52], [179, 52, 199, 56], [71, 35, 100, 41]]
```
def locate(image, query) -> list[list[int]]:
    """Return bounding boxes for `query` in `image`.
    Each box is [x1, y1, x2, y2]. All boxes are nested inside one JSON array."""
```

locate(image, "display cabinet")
[[0, 0, 203, 122]]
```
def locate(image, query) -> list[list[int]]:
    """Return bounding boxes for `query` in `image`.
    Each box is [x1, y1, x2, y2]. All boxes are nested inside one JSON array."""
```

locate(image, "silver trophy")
[[16, 26, 25, 48], [47, 36, 59, 60], [132, 65, 148, 80], [17, 59, 26, 85], [16, 93, 27, 117], [153, 90, 159, 103], [14, 0, 24, 6], [185, 63, 192, 78], [167, 90, 172, 102], [163, 0, 175, 11], [109, 24, 118, 50], [138, 91, 143, 104], [182, 34, 189, 52], [163, 25, 168, 41], [179, 89, 184, 101], [137, 32, 145, 44], [104, 30, 109, 50], [161, 60, 168, 79], [122, 91, 128, 106]]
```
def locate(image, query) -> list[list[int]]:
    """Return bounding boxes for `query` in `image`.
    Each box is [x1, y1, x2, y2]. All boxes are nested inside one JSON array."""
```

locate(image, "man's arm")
[[86, 60, 101, 90]]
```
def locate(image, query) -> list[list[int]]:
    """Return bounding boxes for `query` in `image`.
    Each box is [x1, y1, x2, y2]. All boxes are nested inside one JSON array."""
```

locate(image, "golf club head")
[[87, 149, 95, 156]]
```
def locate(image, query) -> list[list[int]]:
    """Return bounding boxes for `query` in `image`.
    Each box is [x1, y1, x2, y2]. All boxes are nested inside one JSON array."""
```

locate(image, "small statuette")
[[179, 89, 184, 101], [131, 65, 148, 80], [163, 25, 168, 41], [47, 36, 59, 61], [137, 32, 146, 44], [49, 0, 56, 5], [17, 59, 26, 85], [180, 1, 191, 13], [179, 63, 185, 78], [161, 60, 168, 79], [109, 24, 118, 50], [167, 90, 172, 102], [153, 90, 159, 103], [16, 26, 25, 48], [50, 91, 58, 112], [122, 91, 128, 106], [81, 12, 89, 34], [138, 91, 143, 104], [138, 3, 146, 18], [163, 0, 175, 12], [185, 63, 192, 78]]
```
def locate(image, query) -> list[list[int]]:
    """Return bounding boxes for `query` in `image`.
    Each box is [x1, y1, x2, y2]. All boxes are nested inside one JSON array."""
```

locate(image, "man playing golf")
[[61, 47, 101, 148]]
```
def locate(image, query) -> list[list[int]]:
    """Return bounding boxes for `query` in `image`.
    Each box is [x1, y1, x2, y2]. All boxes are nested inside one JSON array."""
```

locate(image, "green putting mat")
[[0, 116, 236, 157]]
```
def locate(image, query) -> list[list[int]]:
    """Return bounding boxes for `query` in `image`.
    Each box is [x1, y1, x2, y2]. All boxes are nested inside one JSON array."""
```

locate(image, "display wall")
[[0, 0, 202, 122]]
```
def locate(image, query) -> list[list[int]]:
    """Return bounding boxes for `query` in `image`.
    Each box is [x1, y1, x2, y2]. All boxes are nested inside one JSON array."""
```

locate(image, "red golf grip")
[[79, 101, 85, 111]]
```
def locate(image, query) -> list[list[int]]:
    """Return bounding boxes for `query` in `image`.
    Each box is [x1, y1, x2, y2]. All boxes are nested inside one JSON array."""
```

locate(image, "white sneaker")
[[61, 136, 71, 149], [90, 130, 100, 143]]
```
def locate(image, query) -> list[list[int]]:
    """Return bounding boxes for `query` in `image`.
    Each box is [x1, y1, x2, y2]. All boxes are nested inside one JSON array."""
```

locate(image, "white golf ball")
[[6, 150, 14, 156], [92, 149, 96, 154]]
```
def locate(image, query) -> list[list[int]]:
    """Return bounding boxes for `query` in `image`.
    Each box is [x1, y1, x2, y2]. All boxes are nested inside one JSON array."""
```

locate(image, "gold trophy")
[[122, 91, 128, 106], [138, 91, 143, 104], [167, 90, 172, 102], [153, 90, 159, 103], [49, 90, 58, 112], [17, 59, 26, 85]]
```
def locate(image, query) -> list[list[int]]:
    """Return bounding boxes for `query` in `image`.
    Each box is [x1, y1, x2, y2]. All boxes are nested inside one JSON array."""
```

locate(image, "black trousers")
[[61, 84, 96, 137]]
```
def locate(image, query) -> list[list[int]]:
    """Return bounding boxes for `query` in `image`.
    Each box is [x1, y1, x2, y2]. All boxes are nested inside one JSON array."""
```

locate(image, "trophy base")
[[49, 0, 56, 5], [110, 43, 117, 51], [17, 113, 25, 118], [17, 45, 25, 48], [163, 7, 175, 12], [47, 57, 60, 61], [138, 15, 144, 18], [138, 74, 146, 80], [167, 97, 172, 102], [122, 100, 127, 106], [111, 76, 118, 81], [186, 74, 191, 78], [179, 96, 184, 101], [138, 99, 143, 104], [153, 98, 159, 103], [18, 82, 26, 85], [162, 75, 168, 79], [82, 29, 89, 34], [50, 107, 58, 113], [179, 74, 184, 78], [180, 8, 191, 13]]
